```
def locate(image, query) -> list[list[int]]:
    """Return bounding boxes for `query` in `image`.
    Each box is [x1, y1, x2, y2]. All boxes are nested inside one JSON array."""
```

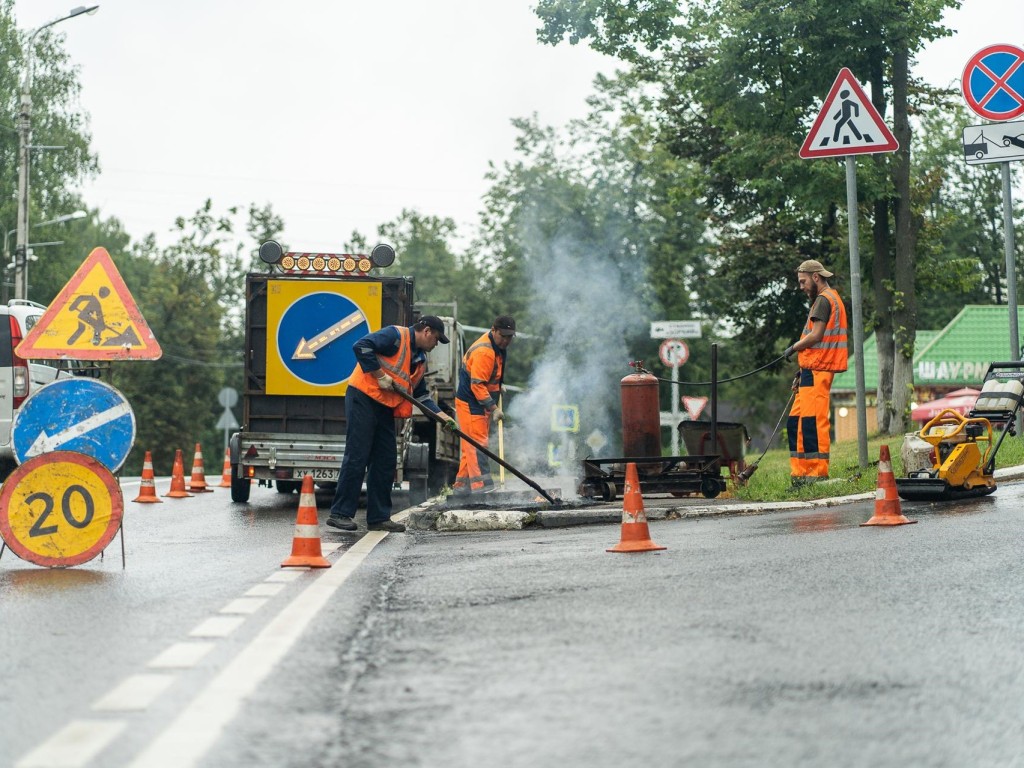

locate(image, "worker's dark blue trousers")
[[329, 387, 396, 525]]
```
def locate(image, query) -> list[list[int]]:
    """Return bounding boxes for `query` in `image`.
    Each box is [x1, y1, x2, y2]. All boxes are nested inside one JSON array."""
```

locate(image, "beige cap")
[[797, 259, 834, 278]]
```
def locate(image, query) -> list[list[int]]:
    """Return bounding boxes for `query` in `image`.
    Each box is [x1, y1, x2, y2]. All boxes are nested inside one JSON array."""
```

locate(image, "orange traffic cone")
[[219, 448, 232, 488], [187, 443, 213, 492], [607, 462, 667, 553], [861, 445, 917, 527], [132, 450, 163, 504], [163, 449, 193, 498], [282, 475, 331, 568]]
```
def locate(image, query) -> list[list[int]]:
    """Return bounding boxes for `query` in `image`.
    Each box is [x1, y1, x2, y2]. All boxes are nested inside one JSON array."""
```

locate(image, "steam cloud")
[[503, 221, 650, 493]]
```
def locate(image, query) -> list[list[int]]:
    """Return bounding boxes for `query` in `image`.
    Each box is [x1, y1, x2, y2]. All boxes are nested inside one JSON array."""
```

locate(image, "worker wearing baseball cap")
[[453, 315, 516, 495], [782, 261, 848, 485], [327, 315, 456, 532]]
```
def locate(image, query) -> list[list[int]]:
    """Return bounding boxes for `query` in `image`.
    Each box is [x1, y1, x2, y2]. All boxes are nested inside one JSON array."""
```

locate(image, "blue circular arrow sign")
[[12, 378, 136, 472], [276, 292, 369, 386]]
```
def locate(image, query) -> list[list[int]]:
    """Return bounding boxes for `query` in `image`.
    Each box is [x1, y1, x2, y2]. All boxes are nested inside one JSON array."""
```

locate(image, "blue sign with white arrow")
[[12, 378, 136, 472]]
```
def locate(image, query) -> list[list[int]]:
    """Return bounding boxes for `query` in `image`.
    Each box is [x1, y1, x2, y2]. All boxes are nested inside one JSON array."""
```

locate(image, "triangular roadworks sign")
[[17, 247, 162, 360], [799, 68, 899, 159]]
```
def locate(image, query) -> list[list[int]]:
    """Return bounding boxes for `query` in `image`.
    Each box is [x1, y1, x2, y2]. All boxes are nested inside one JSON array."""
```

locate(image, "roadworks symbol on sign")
[[16, 247, 162, 360], [799, 68, 899, 159]]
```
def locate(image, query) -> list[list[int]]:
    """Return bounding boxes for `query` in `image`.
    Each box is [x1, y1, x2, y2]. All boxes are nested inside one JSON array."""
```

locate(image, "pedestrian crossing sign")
[[16, 247, 162, 360], [799, 68, 899, 159]]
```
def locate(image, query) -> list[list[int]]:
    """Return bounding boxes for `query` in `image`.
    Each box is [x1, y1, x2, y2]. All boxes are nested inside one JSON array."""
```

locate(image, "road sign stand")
[[845, 157, 869, 472]]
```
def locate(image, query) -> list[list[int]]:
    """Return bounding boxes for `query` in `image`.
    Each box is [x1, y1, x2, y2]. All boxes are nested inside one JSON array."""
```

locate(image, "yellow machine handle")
[[919, 407, 994, 465]]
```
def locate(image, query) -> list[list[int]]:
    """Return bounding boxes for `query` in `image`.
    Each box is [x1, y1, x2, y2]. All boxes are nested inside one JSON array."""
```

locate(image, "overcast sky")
[[12, 0, 1022, 254]]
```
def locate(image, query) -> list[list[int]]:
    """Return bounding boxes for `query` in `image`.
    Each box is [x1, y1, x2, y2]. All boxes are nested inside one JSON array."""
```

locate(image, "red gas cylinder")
[[621, 371, 661, 459]]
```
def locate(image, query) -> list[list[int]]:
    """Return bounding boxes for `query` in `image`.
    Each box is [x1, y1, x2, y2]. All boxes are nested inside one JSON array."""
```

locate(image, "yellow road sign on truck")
[[16, 247, 161, 360]]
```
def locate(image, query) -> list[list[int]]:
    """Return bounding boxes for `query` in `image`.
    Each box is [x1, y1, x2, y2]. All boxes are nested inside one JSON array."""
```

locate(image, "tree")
[[535, 0, 960, 435], [0, 1, 99, 273], [377, 209, 489, 327]]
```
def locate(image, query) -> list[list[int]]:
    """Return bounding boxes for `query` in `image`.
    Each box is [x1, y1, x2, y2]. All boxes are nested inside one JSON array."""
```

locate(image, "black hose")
[[737, 391, 795, 481], [632, 356, 787, 386]]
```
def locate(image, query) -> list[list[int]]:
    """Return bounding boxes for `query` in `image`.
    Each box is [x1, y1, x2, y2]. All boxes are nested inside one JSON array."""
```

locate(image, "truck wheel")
[[231, 464, 251, 503]]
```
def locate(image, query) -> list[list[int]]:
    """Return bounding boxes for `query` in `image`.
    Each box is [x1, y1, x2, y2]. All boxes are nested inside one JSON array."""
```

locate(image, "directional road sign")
[[0, 451, 123, 568], [650, 320, 701, 339], [17, 247, 161, 360], [265, 280, 382, 396], [12, 379, 136, 472], [962, 120, 1024, 165], [961, 44, 1024, 122], [800, 68, 899, 159]]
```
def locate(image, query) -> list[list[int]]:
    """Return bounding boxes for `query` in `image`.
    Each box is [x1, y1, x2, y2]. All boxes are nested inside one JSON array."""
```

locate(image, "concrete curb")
[[403, 466, 1024, 532]]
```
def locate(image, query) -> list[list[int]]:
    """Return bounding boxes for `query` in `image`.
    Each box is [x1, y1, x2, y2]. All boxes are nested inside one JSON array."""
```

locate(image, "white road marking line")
[[128, 531, 389, 768], [219, 597, 268, 615], [16, 719, 126, 768], [92, 674, 176, 712], [265, 570, 302, 583], [244, 583, 285, 597], [148, 642, 216, 670], [321, 541, 342, 553], [188, 616, 245, 638]]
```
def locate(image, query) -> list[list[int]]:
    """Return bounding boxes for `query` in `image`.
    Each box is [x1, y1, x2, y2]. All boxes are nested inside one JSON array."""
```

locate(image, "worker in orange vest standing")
[[453, 316, 516, 495], [327, 316, 457, 532], [782, 261, 848, 486]]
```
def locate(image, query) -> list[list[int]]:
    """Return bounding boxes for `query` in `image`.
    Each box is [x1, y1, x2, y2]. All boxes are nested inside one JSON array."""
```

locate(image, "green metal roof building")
[[833, 305, 1023, 391]]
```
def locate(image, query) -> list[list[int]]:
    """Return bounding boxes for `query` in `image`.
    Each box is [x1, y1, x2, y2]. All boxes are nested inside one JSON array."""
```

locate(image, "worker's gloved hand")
[[783, 346, 795, 362], [377, 373, 396, 391], [490, 407, 504, 423], [443, 418, 459, 434]]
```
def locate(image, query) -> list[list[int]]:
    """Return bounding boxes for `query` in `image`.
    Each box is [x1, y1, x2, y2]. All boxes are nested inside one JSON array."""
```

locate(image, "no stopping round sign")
[[659, 339, 689, 368]]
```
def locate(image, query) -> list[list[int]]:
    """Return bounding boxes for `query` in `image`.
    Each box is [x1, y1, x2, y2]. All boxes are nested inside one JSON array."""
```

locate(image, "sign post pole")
[[670, 365, 680, 455], [1001, 162, 1019, 362], [799, 67, 896, 472], [845, 157, 869, 471]]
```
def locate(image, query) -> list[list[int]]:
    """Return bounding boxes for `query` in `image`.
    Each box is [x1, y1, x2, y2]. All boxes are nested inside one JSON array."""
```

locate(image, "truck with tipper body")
[[228, 241, 461, 503]]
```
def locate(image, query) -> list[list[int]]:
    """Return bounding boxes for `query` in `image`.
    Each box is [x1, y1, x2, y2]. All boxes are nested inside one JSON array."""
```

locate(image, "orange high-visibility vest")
[[797, 287, 848, 373], [460, 332, 504, 407], [349, 326, 425, 417]]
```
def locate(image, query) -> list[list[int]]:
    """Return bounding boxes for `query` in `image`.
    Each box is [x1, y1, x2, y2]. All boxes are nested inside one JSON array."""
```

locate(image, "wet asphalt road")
[[3, 478, 1024, 767]]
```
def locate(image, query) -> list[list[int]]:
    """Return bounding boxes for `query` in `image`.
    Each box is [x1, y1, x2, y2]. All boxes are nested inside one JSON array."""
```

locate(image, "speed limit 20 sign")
[[659, 339, 689, 368], [0, 451, 123, 568]]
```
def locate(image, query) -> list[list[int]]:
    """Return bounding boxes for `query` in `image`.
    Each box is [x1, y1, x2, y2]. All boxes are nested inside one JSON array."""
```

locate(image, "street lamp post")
[[4, 210, 88, 302], [15, 5, 99, 301]]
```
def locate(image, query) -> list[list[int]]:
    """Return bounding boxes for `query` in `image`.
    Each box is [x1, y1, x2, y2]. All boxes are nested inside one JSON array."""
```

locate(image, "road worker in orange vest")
[[327, 316, 457, 532], [453, 316, 516, 495], [782, 261, 848, 486]]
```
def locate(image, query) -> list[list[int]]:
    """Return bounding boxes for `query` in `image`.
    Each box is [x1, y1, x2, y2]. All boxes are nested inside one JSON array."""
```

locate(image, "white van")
[[0, 300, 78, 478]]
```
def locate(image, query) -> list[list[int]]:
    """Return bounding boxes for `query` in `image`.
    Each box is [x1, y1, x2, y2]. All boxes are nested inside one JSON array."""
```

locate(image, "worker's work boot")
[[368, 519, 406, 532]]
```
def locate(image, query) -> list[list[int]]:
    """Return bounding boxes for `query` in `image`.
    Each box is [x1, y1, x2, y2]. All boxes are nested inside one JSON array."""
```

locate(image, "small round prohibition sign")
[[0, 451, 123, 568], [961, 44, 1024, 121]]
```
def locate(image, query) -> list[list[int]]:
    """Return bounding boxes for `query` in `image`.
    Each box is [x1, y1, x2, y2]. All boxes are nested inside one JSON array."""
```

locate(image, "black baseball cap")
[[418, 315, 449, 343], [493, 316, 516, 337]]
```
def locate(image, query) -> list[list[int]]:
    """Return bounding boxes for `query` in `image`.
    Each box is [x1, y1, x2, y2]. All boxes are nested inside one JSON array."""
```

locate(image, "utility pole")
[[14, 5, 100, 301]]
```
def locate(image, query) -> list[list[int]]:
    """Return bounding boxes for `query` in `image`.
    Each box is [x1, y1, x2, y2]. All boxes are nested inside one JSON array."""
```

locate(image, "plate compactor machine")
[[896, 362, 1024, 502]]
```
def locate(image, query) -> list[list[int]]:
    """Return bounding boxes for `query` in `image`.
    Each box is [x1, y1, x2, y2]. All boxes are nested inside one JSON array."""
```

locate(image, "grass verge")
[[728, 426, 1024, 503]]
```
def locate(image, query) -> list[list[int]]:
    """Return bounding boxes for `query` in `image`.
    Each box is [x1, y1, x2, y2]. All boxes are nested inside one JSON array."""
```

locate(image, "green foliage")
[[377, 209, 489, 327]]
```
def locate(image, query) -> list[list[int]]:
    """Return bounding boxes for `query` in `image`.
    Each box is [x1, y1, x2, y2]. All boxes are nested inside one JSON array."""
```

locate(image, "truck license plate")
[[311, 468, 337, 480]]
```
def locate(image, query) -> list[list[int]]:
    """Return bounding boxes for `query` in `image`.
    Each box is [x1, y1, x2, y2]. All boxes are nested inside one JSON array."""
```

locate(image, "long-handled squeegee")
[[393, 389, 560, 506]]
